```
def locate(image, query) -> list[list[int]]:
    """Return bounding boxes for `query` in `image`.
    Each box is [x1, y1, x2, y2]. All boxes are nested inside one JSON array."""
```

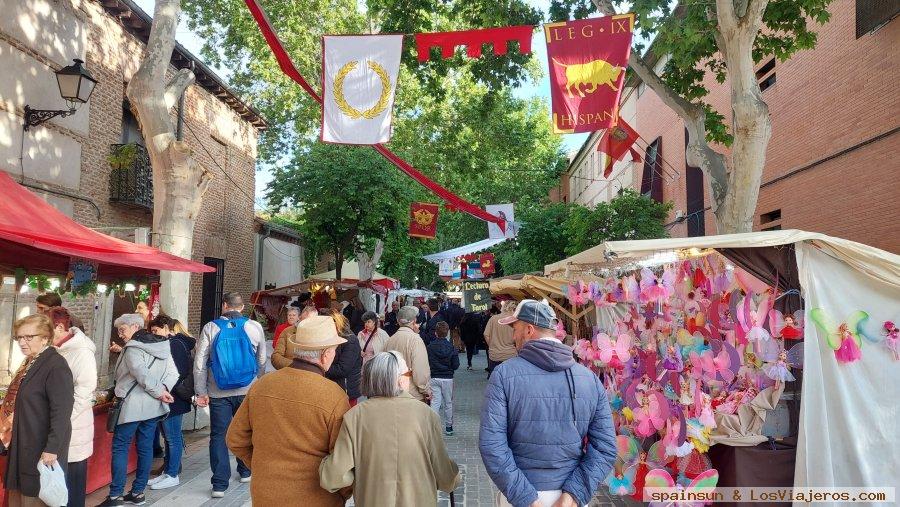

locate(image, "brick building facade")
[[555, 0, 899, 253], [0, 0, 265, 344]]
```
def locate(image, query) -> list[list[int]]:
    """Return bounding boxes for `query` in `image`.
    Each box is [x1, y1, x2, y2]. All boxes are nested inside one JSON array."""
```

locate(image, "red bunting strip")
[[415, 25, 533, 62], [243, 0, 505, 233]]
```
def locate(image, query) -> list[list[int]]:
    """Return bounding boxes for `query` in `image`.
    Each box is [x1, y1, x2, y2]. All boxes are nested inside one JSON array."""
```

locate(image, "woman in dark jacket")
[[459, 312, 482, 370], [1, 314, 74, 505], [323, 310, 362, 405], [147, 314, 196, 490]]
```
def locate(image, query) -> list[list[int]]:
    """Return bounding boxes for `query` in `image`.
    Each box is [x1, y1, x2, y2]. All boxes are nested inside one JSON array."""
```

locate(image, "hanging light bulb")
[[125, 283, 136, 292], [97, 284, 108, 294]]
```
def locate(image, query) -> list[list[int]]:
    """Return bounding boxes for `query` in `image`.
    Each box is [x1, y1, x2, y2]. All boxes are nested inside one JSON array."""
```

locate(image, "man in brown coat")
[[227, 315, 351, 506], [383, 306, 432, 402], [484, 300, 518, 376]]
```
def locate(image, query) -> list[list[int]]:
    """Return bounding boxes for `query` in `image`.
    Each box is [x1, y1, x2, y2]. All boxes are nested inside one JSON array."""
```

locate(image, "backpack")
[[209, 317, 257, 390]]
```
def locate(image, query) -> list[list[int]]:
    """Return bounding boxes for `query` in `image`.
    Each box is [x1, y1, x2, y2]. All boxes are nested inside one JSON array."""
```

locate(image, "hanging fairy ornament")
[[810, 308, 869, 363], [644, 468, 719, 507], [640, 267, 674, 304], [884, 321, 899, 360], [769, 309, 804, 340], [737, 292, 773, 343], [607, 435, 671, 501]]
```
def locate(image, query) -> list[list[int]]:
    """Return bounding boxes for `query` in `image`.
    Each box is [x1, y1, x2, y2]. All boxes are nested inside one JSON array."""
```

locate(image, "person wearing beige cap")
[[226, 315, 351, 506]]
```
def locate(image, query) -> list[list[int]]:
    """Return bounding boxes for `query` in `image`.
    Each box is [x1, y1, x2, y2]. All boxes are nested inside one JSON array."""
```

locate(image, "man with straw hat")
[[227, 315, 351, 506]]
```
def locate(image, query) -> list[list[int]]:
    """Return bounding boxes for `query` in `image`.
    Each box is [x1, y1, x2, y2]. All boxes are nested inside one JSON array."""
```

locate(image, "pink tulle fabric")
[[835, 337, 862, 363]]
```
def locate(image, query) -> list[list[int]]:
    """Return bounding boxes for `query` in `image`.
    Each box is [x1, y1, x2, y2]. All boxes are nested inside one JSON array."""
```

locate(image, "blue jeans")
[[209, 396, 250, 491], [111, 417, 160, 497], [160, 413, 184, 477]]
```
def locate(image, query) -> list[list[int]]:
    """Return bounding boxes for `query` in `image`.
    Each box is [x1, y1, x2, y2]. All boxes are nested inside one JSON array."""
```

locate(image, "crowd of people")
[[1, 291, 617, 507]]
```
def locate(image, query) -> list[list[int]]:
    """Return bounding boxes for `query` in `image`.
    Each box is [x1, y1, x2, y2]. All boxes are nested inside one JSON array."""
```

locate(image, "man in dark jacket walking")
[[420, 298, 448, 345], [326, 330, 362, 406], [426, 322, 459, 435], [479, 300, 616, 507]]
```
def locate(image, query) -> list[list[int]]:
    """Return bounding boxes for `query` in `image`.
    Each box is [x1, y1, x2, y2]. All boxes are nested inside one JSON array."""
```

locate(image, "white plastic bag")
[[37, 461, 69, 507]]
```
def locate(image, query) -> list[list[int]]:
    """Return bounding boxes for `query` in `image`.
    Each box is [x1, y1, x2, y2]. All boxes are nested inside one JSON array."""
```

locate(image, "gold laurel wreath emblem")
[[333, 60, 392, 120]]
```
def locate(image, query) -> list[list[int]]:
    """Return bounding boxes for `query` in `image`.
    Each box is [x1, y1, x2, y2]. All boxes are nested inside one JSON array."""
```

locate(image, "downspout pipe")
[[256, 224, 270, 291]]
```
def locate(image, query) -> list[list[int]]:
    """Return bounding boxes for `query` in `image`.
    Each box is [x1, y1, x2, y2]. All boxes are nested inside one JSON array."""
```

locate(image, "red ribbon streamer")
[[243, 0, 505, 232]]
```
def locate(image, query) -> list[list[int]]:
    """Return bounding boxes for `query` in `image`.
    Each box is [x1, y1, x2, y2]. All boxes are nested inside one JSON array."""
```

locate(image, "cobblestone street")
[[87, 351, 630, 506]]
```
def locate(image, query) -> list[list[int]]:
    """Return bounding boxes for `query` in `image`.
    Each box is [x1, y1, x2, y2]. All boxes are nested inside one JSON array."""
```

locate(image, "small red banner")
[[545, 14, 634, 134], [480, 253, 496, 276], [416, 25, 533, 62], [597, 118, 641, 177], [409, 202, 439, 239]]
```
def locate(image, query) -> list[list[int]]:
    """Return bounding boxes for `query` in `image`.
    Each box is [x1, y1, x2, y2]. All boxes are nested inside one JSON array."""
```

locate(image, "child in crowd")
[[426, 321, 460, 435]]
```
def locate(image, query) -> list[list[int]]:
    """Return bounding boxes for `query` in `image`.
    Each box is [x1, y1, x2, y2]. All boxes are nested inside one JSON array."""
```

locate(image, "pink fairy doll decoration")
[[884, 321, 899, 360], [596, 333, 633, 369], [737, 293, 773, 343], [640, 268, 673, 304], [762, 349, 796, 383], [769, 309, 804, 340], [810, 308, 867, 363]]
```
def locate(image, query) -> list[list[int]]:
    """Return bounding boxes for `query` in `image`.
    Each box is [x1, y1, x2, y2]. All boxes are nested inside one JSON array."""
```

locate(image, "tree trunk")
[[356, 240, 384, 313], [126, 0, 211, 327], [714, 0, 772, 233], [593, 0, 773, 234]]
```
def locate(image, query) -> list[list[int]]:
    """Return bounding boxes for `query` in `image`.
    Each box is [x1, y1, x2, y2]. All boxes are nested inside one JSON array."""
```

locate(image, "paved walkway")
[[86, 352, 630, 506]]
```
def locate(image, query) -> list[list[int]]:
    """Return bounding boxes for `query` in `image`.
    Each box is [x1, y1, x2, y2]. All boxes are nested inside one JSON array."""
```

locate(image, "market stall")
[[544, 230, 899, 505], [251, 261, 400, 326], [487, 274, 597, 340], [0, 171, 214, 500]]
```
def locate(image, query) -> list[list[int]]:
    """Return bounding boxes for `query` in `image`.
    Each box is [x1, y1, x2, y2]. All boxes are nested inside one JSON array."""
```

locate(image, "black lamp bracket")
[[23, 105, 77, 131]]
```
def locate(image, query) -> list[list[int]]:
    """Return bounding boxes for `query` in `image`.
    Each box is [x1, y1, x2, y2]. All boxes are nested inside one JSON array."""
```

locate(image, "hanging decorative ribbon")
[[243, 0, 506, 233]]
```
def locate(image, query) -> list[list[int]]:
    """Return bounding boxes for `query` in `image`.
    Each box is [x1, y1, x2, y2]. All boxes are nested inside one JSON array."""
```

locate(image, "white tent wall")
[[795, 243, 900, 504]]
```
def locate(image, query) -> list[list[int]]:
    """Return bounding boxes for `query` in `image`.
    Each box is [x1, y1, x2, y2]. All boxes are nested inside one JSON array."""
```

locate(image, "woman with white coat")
[[48, 306, 97, 507]]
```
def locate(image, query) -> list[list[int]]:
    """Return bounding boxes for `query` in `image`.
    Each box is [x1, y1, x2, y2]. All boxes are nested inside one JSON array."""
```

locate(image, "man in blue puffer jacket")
[[479, 300, 616, 507]]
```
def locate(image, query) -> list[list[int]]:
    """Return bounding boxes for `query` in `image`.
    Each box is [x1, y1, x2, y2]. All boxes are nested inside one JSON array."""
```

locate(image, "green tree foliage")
[[184, 0, 568, 287], [564, 189, 672, 255], [266, 143, 412, 279], [549, 0, 832, 145], [495, 190, 672, 274]]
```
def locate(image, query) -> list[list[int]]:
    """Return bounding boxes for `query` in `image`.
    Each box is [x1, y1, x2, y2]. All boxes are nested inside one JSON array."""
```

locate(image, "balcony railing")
[[109, 143, 153, 210]]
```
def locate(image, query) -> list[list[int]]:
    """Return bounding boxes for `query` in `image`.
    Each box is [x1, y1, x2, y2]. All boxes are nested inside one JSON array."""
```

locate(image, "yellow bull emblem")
[[552, 58, 623, 98]]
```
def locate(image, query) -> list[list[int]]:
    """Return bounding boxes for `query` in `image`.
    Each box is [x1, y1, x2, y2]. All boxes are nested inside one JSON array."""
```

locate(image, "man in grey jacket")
[[193, 292, 267, 498]]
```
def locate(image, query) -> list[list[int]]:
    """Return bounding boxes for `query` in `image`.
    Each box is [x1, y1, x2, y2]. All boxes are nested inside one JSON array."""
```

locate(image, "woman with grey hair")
[[98, 313, 178, 507], [319, 351, 459, 506]]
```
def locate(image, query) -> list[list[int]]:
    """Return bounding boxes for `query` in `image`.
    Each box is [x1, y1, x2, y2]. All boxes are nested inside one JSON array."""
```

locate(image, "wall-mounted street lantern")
[[24, 58, 98, 131]]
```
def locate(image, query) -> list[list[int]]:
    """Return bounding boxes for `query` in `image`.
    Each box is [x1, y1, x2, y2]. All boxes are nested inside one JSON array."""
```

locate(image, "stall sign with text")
[[462, 280, 491, 312]]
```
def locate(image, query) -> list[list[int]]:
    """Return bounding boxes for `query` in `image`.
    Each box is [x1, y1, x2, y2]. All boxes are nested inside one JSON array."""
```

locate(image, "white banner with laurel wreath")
[[322, 35, 403, 144]]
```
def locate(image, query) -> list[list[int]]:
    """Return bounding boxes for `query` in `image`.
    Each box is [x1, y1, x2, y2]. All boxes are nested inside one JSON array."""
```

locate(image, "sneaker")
[[123, 492, 146, 505], [466, 366, 472, 371], [150, 474, 180, 490], [147, 474, 166, 486], [97, 496, 124, 507], [239, 475, 252, 483], [211, 490, 226, 498], [445, 426, 454, 436]]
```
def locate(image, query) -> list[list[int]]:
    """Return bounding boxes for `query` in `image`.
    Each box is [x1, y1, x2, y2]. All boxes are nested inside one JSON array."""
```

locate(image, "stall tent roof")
[[0, 171, 214, 278], [490, 274, 569, 300], [308, 261, 397, 284], [544, 229, 899, 287]]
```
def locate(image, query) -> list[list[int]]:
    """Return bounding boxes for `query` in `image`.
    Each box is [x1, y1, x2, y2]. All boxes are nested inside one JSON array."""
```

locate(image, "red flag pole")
[[243, 0, 506, 233]]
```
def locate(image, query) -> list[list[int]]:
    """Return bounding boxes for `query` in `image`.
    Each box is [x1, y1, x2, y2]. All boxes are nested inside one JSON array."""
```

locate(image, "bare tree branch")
[[741, 0, 770, 30], [715, 0, 739, 34], [165, 68, 195, 111]]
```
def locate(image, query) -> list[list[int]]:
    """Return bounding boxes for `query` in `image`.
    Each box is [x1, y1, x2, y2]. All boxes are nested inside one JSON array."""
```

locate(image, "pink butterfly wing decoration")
[[711, 347, 735, 383]]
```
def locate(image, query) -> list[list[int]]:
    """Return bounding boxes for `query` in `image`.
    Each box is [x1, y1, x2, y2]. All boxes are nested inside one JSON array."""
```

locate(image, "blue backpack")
[[209, 317, 258, 390]]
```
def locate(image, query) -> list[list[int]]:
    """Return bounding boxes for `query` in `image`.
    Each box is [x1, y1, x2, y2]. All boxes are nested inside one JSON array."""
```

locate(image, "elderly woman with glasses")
[[1, 314, 74, 507], [319, 351, 460, 506]]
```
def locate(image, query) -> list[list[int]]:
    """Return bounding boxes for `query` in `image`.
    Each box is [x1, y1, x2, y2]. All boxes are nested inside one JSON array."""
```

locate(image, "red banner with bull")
[[545, 14, 634, 134]]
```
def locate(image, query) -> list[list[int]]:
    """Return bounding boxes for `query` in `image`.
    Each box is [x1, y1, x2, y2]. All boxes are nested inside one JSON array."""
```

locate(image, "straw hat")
[[286, 315, 347, 353]]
